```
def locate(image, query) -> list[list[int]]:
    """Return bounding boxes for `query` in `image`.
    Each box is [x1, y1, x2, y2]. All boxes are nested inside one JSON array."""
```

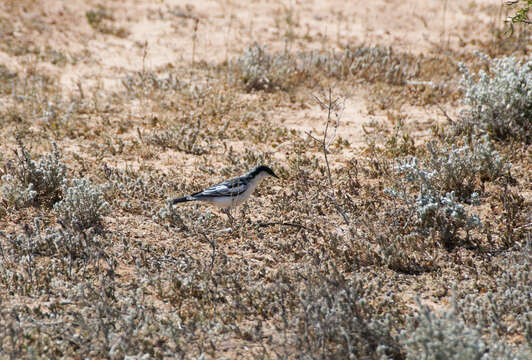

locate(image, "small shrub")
[[401, 300, 532, 359], [416, 191, 481, 248], [233, 44, 421, 93], [0, 64, 18, 96], [459, 55, 532, 143], [1, 176, 37, 209], [154, 202, 188, 231], [388, 138, 506, 248], [86, 7, 112, 29], [400, 137, 508, 199], [457, 239, 532, 344], [1, 141, 67, 208], [294, 272, 403, 359], [53, 178, 110, 231], [468, 136, 510, 182], [401, 302, 488, 360], [144, 118, 209, 155], [1, 217, 102, 260], [234, 43, 298, 92], [302, 45, 419, 85], [86, 6, 129, 38]]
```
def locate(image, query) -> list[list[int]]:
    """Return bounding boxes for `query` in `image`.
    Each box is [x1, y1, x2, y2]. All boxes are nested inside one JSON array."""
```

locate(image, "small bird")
[[171, 165, 279, 221]]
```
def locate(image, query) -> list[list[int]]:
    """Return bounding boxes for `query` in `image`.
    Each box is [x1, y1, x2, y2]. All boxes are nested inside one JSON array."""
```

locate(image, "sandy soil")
[[1, 0, 503, 147]]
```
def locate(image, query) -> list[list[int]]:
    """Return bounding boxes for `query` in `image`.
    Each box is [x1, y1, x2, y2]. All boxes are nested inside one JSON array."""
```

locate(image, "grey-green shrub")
[[401, 300, 532, 360], [415, 190, 481, 240], [234, 44, 419, 92], [1, 142, 67, 208], [2, 217, 101, 260], [235, 43, 297, 92], [301, 45, 418, 85], [457, 239, 532, 347], [388, 138, 509, 248], [404, 137, 508, 199], [401, 303, 488, 360], [459, 55, 532, 143], [294, 274, 403, 359], [53, 178, 110, 231], [154, 201, 187, 231], [1, 177, 37, 209]]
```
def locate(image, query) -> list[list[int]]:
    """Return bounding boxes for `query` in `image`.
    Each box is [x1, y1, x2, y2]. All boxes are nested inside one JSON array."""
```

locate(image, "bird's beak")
[[271, 172, 279, 179]]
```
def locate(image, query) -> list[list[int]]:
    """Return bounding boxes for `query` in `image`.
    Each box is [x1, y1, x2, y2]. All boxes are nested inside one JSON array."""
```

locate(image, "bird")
[[171, 165, 279, 222]]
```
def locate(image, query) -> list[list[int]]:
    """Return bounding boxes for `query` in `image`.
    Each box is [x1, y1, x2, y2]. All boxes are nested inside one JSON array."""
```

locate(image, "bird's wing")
[[193, 177, 249, 198]]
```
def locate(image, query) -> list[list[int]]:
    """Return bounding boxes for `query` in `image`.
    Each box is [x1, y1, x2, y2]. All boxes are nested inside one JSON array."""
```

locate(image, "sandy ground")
[[1, 0, 505, 148]]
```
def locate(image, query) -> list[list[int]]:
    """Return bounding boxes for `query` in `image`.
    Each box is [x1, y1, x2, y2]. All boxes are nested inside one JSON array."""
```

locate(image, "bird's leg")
[[240, 203, 250, 224], [223, 208, 234, 225]]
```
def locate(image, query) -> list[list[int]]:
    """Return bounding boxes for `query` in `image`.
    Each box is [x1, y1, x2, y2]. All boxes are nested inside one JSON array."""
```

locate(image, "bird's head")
[[252, 165, 279, 179]]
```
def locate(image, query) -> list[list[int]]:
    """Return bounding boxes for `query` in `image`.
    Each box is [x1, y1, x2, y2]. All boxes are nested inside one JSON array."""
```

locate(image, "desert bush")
[[401, 302, 489, 360], [399, 137, 508, 199], [0, 64, 17, 96], [0, 217, 104, 264], [302, 45, 419, 85], [1, 71, 91, 139], [457, 239, 532, 344], [0, 276, 188, 358], [234, 43, 299, 92], [415, 190, 480, 246], [234, 43, 421, 92], [293, 270, 403, 359], [385, 136, 511, 249], [1, 141, 67, 208], [53, 178, 110, 231], [154, 202, 188, 231], [86, 5, 129, 38], [385, 135, 514, 248], [144, 118, 209, 155], [0, 177, 37, 209], [401, 300, 532, 360], [459, 55, 532, 143], [0, 219, 113, 299], [121, 70, 185, 100]]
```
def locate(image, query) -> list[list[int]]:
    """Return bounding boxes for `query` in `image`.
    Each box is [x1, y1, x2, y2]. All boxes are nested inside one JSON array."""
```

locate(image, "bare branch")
[[436, 103, 456, 125], [199, 231, 216, 273], [312, 87, 350, 226]]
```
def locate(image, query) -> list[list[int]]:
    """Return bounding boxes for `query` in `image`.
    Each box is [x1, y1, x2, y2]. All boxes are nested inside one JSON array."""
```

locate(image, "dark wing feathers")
[[192, 176, 249, 199]]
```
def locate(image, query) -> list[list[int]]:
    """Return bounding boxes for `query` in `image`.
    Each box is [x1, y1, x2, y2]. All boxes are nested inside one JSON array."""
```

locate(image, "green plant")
[[506, 0, 532, 34], [86, 6, 129, 38]]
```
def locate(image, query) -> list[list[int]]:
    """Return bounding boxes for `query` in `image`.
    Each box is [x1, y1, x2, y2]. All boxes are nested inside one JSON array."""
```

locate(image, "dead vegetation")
[[0, 0, 531, 359]]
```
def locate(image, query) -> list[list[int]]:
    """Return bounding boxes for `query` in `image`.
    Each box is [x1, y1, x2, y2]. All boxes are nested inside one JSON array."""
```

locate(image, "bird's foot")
[[223, 208, 235, 226]]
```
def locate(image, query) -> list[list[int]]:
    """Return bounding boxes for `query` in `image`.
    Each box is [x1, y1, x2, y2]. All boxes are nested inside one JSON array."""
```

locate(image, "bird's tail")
[[171, 196, 196, 205]]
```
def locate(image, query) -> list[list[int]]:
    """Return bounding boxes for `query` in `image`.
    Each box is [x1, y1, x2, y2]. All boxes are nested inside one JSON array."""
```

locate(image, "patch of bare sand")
[[0, 0, 505, 150], [273, 90, 456, 156], [2, 0, 504, 88]]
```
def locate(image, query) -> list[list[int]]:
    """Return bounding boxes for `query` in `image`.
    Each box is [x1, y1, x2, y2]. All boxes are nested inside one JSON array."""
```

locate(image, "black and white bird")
[[171, 165, 279, 220]]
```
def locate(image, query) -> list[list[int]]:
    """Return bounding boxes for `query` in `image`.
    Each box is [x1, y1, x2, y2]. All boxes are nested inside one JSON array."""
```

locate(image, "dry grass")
[[0, 1, 530, 359]]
